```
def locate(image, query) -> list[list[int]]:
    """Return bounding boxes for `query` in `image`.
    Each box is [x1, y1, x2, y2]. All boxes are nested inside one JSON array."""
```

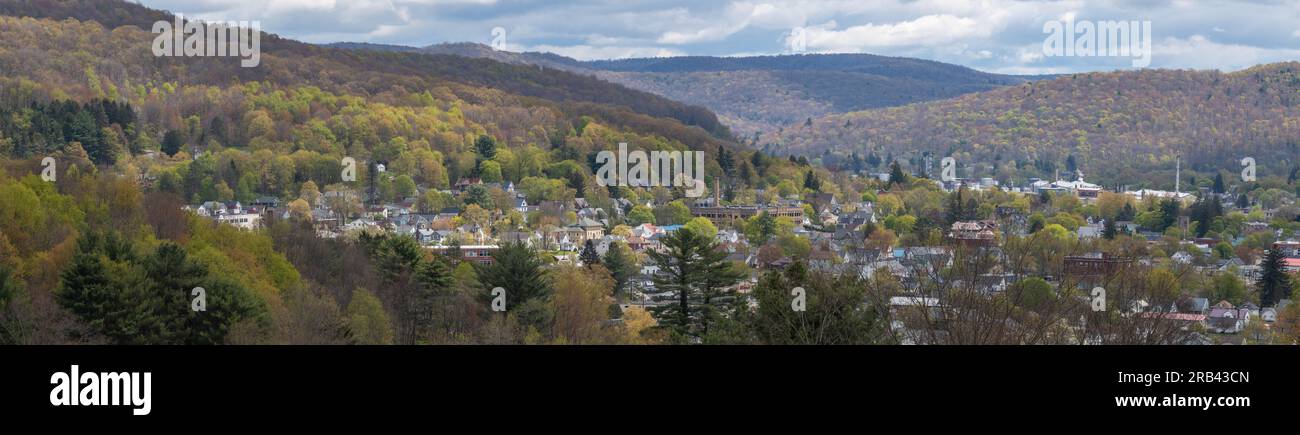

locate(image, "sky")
[[134, 0, 1300, 74]]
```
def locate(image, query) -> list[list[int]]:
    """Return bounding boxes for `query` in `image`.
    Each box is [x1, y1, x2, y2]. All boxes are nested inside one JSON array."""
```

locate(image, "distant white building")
[[1125, 189, 1194, 203], [215, 211, 261, 230]]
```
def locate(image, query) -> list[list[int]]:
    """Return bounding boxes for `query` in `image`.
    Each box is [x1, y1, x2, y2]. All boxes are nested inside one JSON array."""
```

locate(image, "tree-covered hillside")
[[766, 64, 1300, 189]]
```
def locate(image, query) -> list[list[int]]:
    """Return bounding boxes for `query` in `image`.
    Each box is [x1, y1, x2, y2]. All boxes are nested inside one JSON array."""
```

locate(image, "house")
[[1242, 222, 1272, 235], [1206, 301, 1251, 334], [947, 221, 998, 247], [1064, 253, 1134, 281], [513, 196, 532, 215], [251, 196, 280, 208], [1124, 188, 1195, 204], [1261, 308, 1278, 323], [216, 210, 262, 230], [1136, 312, 1207, 330], [567, 217, 605, 242], [807, 245, 836, 270], [428, 244, 499, 265], [453, 177, 482, 193], [1077, 223, 1103, 239]]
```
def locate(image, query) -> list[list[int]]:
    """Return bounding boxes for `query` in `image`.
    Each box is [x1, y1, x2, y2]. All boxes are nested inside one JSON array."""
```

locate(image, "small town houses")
[[175, 158, 1300, 345]]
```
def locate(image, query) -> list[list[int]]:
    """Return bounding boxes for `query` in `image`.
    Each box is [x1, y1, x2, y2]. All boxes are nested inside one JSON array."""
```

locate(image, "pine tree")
[[1212, 173, 1225, 194], [162, 129, 183, 157], [718, 145, 735, 177], [646, 228, 742, 340], [1257, 248, 1292, 307], [888, 161, 908, 187], [475, 241, 549, 310], [803, 170, 821, 191], [412, 256, 454, 342], [580, 239, 601, 267], [602, 241, 637, 296], [1118, 202, 1137, 221], [1103, 218, 1117, 240]]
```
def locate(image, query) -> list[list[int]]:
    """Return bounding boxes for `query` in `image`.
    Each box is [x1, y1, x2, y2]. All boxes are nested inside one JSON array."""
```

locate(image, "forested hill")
[[333, 42, 1048, 137], [764, 64, 1300, 187], [0, 0, 770, 345], [0, 0, 734, 143]]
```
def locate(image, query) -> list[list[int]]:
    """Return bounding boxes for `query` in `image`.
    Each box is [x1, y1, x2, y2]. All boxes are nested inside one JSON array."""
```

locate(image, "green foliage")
[[602, 241, 637, 296], [646, 228, 743, 339], [57, 231, 265, 344], [682, 217, 718, 240], [476, 242, 550, 310], [1208, 273, 1248, 306], [347, 288, 394, 345], [1258, 248, 1293, 307], [627, 204, 656, 225], [161, 129, 183, 157], [745, 268, 882, 344], [1011, 277, 1054, 311]]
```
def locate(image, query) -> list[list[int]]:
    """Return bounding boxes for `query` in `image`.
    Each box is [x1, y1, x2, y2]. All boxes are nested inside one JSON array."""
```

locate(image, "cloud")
[[133, 0, 1300, 70], [803, 14, 1000, 50], [1152, 34, 1300, 71]]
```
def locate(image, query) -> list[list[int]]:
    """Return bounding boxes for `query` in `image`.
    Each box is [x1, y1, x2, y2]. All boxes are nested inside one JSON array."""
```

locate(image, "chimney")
[[714, 177, 721, 206], [1175, 157, 1181, 194]]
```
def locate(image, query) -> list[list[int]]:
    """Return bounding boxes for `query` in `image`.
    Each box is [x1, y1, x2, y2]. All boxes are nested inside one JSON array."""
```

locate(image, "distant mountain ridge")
[[328, 42, 1050, 136]]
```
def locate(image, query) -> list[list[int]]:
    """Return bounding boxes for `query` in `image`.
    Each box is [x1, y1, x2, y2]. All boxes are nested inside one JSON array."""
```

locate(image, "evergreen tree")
[[161, 129, 183, 157], [56, 232, 262, 344], [646, 228, 742, 340], [474, 134, 497, 160], [1118, 202, 1137, 221], [747, 268, 882, 344], [1158, 198, 1180, 232], [1102, 218, 1118, 240], [888, 161, 908, 188], [475, 241, 549, 310], [412, 256, 454, 342], [717, 145, 735, 177], [1188, 195, 1223, 237], [946, 189, 967, 227], [602, 241, 637, 296], [803, 170, 821, 191], [1257, 248, 1293, 307], [473, 134, 497, 175], [1236, 193, 1250, 209], [580, 239, 601, 267], [1212, 172, 1225, 194]]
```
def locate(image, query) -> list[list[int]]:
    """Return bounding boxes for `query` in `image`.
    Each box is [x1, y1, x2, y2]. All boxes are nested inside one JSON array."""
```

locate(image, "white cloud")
[[1152, 34, 1300, 71], [133, 0, 1300, 73], [803, 14, 998, 50]]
